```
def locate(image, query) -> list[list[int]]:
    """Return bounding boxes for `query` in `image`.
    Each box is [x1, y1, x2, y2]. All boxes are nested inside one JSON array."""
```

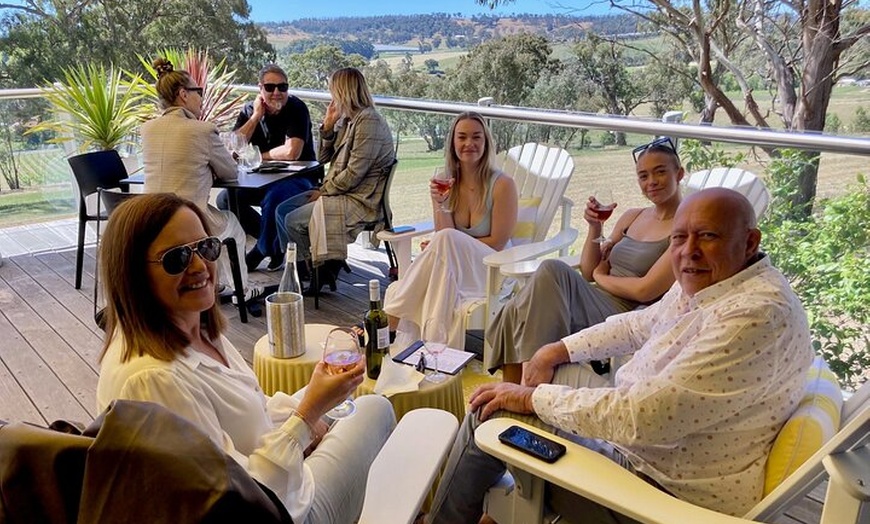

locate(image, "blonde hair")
[[152, 57, 192, 111], [444, 112, 496, 212], [328, 67, 374, 116], [99, 193, 225, 363]]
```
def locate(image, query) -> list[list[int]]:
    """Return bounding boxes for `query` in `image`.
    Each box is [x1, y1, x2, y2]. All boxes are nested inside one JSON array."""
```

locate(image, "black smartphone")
[[498, 425, 566, 463], [389, 225, 416, 234]]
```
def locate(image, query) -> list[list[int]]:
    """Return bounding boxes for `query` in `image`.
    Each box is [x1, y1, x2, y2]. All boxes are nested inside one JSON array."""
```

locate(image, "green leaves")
[[29, 63, 150, 152], [762, 153, 870, 390]]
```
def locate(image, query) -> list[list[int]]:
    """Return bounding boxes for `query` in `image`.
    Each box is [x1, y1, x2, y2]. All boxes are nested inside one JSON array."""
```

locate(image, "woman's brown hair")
[[444, 112, 497, 212], [99, 193, 225, 363], [152, 57, 192, 110]]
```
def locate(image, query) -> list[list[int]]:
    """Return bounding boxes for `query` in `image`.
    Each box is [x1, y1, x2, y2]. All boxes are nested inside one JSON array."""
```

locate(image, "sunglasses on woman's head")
[[632, 137, 679, 164], [262, 82, 289, 93], [148, 237, 222, 275]]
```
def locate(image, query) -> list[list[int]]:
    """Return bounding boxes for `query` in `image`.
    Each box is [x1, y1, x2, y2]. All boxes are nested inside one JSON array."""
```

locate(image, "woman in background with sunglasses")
[[141, 57, 261, 303], [96, 193, 395, 524], [486, 139, 683, 383]]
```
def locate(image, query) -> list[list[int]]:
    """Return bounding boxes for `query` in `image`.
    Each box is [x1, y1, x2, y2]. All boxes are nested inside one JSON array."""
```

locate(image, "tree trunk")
[[788, 0, 843, 215]]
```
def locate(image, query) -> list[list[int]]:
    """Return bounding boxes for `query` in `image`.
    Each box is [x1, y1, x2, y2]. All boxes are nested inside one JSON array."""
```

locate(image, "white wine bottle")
[[278, 243, 302, 294], [364, 279, 389, 379]]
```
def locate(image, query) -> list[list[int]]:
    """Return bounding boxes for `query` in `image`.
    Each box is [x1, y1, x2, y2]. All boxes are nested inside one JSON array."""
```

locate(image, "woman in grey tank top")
[[486, 142, 684, 382]]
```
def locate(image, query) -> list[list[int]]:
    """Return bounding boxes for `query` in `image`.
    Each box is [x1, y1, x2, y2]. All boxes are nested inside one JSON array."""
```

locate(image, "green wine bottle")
[[364, 279, 389, 379]]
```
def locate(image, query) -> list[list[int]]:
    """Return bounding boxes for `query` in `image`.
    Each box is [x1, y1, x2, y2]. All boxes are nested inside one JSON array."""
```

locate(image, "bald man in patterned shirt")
[[427, 188, 814, 523]]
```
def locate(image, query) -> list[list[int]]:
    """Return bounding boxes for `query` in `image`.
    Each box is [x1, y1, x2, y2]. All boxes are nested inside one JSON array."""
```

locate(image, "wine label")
[[376, 326, 390, 350]]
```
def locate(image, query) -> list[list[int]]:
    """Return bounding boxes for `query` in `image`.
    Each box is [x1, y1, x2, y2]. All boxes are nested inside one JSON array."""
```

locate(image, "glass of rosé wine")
[[431, 167, 455, 213], [322, 327, 362, 419], [591, 189, 616, 244]]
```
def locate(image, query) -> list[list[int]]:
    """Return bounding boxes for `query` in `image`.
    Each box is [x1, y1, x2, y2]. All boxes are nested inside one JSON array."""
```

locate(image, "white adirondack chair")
[[378, 142, 577, 338], [684, 167, 770, 220], [476, 378, 870, 524]]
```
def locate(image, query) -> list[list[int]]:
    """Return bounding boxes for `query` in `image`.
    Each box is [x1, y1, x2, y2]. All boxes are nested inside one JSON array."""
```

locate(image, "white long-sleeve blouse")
[[96, 333, 316, 523]]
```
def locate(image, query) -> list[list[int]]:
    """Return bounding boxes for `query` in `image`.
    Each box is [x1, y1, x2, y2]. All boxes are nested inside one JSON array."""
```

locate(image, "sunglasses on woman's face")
[[148, 236, 222, 275], [183, 86, 204, 96], [262, 82, 289, 93]]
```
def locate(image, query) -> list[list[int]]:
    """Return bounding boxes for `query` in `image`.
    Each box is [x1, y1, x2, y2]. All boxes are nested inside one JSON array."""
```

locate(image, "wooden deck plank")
[[0, 276, 92, 424], [0, 259, 98, 420], [0, 348, 45, 425], [11, 255, 106, 369]]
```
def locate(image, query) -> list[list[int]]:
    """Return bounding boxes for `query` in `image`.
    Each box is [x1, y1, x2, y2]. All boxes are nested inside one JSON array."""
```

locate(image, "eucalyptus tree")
[[477, 0, 870, 213], [0, 0, 274, 86], [444, 33, 558, 149]]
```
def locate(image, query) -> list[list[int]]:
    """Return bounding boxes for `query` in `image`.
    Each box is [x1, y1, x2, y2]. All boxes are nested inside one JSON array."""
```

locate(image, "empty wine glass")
[[241, 144, 262, 170], [591, 189, 616, 244], [431, 167, 454, 213], [322, 327, 362, 419], [423, 318, 449, 384], [229, 131, 247, 155]]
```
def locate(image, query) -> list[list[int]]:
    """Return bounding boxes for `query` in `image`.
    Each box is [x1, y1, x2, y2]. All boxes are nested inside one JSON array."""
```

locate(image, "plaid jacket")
[[315, 106, 395, 263]]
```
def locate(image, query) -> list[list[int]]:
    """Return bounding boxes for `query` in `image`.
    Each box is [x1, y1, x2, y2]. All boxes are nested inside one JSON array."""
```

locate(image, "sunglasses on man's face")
[[632, 137, 678, 164], [262, 82, 289, 93], [148, 237, 222, 275]]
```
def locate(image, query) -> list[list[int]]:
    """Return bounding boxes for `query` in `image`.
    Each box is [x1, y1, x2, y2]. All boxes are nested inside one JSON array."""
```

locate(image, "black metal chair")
[[68, 150, 129, 290]]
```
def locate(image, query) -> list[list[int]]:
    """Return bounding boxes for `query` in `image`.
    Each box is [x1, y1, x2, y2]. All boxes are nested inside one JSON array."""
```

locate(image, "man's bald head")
[[669, 188, 762, 296]]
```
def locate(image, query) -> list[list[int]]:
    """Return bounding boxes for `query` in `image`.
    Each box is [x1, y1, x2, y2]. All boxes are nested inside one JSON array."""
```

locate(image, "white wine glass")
[[322, 327, 362, 419], [423, 318, 449, 384], [431, 167, 454, 213], [591, 189, 616, 244]]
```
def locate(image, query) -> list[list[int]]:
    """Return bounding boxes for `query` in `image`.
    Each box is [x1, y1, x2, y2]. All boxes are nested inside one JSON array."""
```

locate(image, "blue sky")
[[248, 1, 608, 22]]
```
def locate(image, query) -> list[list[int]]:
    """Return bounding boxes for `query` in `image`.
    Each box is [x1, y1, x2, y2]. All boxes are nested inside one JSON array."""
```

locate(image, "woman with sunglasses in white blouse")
[[96, 193, 395, 524]]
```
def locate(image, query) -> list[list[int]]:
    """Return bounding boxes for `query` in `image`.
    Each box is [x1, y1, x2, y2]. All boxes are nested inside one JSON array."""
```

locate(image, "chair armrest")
[[359, 408, 459, 524], [482, 228, 578, 268], [377, 221, 435, 243], [377, 222, 435, 280], [499, 254, 580, 279], [475, 419, 757, 524]]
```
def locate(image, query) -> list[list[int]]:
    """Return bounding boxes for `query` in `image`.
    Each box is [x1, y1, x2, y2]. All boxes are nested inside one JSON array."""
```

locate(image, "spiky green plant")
[[138, 48, 247, 130], [28, 64, 150, 151]]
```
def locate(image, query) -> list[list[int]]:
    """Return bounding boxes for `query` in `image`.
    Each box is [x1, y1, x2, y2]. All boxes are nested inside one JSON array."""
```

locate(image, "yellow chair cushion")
[[512, 197, 541, 245], [763, 356, 842, 495]]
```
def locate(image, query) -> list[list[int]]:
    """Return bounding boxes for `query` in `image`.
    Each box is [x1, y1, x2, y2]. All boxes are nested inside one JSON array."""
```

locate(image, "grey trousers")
[[427, 364, 643, 524], [485, 259, 632, 373]]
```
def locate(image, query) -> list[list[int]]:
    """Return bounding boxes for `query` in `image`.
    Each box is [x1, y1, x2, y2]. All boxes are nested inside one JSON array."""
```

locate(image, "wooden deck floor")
[[0, 242, 824, 524]]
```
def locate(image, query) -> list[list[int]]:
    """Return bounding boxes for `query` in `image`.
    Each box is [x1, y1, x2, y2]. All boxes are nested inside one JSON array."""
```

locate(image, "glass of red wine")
[[322, 327, 362, 419], [592, 189, 616, 244], [431, 167, 455, 213]]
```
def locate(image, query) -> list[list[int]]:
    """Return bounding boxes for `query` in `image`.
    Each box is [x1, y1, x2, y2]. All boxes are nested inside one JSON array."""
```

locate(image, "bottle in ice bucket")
[[266, 243, 305, 358], [364, 279, 389, 379]]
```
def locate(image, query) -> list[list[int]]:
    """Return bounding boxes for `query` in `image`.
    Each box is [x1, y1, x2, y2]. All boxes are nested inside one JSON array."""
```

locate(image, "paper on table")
[[394, 343, 475, 375], [373, 357, 424, 398]]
